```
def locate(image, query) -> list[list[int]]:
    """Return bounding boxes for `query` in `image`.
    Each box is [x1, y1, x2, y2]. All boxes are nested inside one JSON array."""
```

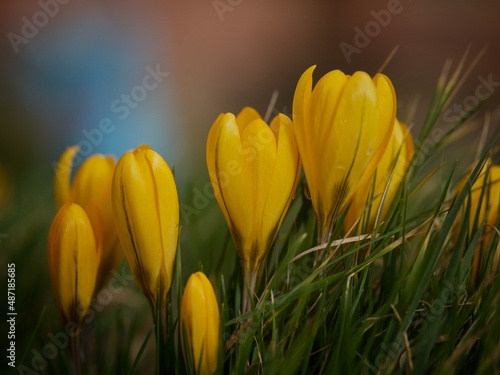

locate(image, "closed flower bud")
[[111, 145, 179, 312], [457, 161, 500, 288], [293, 66, 396, 243], [47, 203, 99, 324], [206, 107, 300, 308], [180, 272, 220, 375], [345, 119, 414, 232], [54, 146, 121, 292]]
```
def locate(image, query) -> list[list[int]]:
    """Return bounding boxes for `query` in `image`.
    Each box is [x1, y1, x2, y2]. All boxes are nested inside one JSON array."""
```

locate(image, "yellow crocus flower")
[[47, 203, 99, 324], [180, 272, 220, 375], [345, 119, 414, 233], [206, 107, 300, 307], [54, 146, 121, 292], [457, 161, 500, 289], [293, 66, 396, 244], [111, 145, 179, 313]]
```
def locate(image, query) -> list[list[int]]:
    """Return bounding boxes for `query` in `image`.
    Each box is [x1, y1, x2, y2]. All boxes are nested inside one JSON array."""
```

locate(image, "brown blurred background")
[[0, 0, 499, 186]]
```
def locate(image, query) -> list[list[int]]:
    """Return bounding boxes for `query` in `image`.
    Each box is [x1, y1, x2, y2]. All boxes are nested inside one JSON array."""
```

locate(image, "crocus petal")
[[235, 106, 263, 133], [293, 65, 316, 201], [207, 108, 301, 274], [261, 114, 300, 257], [242, 119, 278, 264], [47, 203, 98, 324], [360, 74, 397, 186], [456, 162, 500, 289], [71, 154, 117, 252], [180, 272, 220, 375], [345, 119, 414, 231], [292, 67, 396, 242], [112, 146, 179, 306], [215, 115, 255, 256], [54, 145, 78, 208]]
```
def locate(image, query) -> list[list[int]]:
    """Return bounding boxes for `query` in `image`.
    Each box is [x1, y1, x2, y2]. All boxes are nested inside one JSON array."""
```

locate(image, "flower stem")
[[242, 267, 258, 314], [70, 333, 82, 375]]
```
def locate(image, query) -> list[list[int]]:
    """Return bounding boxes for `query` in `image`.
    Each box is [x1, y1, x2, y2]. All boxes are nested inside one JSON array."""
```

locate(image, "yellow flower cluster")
[[206, 66, 415, 311], [46, 65, 497, 374], [48, 145, 219, 374], [49, 146, 121, 322]]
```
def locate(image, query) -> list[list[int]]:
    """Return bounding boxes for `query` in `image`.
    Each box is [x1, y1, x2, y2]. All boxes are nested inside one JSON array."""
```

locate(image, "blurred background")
[[0, 1, 499, 182], [0, 1, 499, 372]]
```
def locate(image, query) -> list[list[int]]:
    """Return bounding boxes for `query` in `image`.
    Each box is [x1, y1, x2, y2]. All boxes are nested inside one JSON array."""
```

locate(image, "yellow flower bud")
[[47, 203, 99, 324], [457, 162, 500, 288], [345, 119, 414, 232], [206, 107, 300, 276], [111, 145, 179, 311], [293, 66, 396, 243], [180, 272, 220, 375], [54, 146, 122, 292]]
